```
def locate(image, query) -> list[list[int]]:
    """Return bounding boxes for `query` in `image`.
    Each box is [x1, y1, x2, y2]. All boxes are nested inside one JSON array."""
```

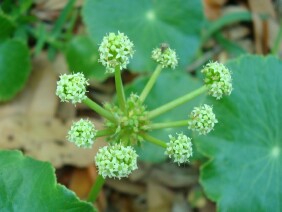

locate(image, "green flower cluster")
[[202, 61, 232, 99], [56, 32, 232, 180], [67, 119, 97, 148], [188, 104, 218, 135], [56, 73, 88, 104], [98, 32, 134, 73], [95, 144, 138, 179], [104, 93, 150, 146], [152, 46, 178, 69], [165, 133, 193, 164]]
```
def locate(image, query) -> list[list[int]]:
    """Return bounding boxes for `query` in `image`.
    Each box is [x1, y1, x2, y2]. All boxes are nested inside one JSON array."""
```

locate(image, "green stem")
[[271, 19, 282, 54], [83, 97, 116, 122], [141, 133, 167, 148], [150, 120, 189, 130], [148, 86, 208, 119], [96, 129, 114, 137], [140, 65, 162, 102], [115, 67, 126, 111], [87, 174, 105, 203]]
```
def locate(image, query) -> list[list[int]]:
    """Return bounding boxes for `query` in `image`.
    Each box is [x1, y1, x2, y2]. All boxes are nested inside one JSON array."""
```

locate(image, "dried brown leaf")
[[203, 0, 227, 20], [147, 181, 174, 212], [106, 179, 145, 195]]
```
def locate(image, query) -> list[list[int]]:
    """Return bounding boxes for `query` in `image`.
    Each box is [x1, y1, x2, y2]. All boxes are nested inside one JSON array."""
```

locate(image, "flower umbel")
[[188, 104, 218, 135], [201, 61, 232, 99], [165, 133, 193, 164], [152, 45, 178, 69], [67, 119, 97, 148], [55, 32, 231, 203], [56, 72, 89, 104], [99, 32, 134, 73], [95, 144, 138, 179]]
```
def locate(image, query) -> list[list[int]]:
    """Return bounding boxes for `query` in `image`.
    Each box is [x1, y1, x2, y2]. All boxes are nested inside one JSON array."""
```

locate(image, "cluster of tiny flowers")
[[201, 61, 232, 99], [56, 73, 89, 104], [152, 47, 178, 69], [165, 133, 193, 164], [67, 119, 97, 148], [98, 32, 134, 73], [95, 144, 138, 179], [104, 93, 150, 145], [188, 104, 218, 135]]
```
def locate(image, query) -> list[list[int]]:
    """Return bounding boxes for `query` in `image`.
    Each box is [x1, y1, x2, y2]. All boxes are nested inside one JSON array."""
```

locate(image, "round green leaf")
[[0, 40, 31, 101], [196, 55, 282, 211], [82, 0, 204, 72], [125, 71, 205, 163], [0, 150, 95, 211], [65, 36, 108, 81]]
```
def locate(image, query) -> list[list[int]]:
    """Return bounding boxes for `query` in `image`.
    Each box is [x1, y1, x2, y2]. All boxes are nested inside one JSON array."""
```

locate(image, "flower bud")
[[67, 119, 97, 148], [152, 45, 178, 69], [188, 104, 218, 135], [201, 61, 232, 99], [95, 144, 138, 179], [56, 73, 88, 104], [165, 133, 192, 164], [98, 32, 134, 73]]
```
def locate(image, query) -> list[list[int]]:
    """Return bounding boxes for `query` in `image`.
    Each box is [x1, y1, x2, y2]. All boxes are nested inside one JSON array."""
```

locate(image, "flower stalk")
[[140, 64, 162, 102], [96, 129, 115, 137], [150, 120, 190, 130], [141, 133, 167, 148], [114, 66, 126, 111], [148, 86, 208, 119], [87, 174, 105, 203], [83, 97, 116, 122]]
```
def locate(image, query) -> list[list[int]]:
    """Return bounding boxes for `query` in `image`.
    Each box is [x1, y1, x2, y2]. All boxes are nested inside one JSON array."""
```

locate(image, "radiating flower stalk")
[[55, 32, 233, 204]]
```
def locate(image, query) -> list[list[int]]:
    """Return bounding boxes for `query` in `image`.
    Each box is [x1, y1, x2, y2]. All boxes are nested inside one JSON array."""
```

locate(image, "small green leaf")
[[0, 12, 15, 39], [202, 11, 252, 44], [125, 71, 205, 162], [0, 40, 31, 101], [196, 55, 282, 211], [65, 36, 107, 81], [0, 150, 95, 211], [82, 0, 204, 72]]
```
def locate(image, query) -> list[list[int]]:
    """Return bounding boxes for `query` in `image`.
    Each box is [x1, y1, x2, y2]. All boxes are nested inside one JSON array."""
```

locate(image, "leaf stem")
[[140, 65, 162, 102], [148, 86, 207, 119], [141, 133, 167, 148], [115, 67, 126, 111], [150, 120, 189, 130], [87, 174, 105, 203], [83, 97, 116, 122]]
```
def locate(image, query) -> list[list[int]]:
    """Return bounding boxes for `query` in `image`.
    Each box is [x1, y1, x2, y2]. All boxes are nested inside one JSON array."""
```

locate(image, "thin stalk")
[[83, 97, 116, 122], [150, 120, 189, 130], [148, 86, 207, 119], [96, 129, 114, 137], [271, 19, 282, 54], [115, 67, 126, 111], [140, 65, 162, 102], [87, 174, 105, 203], [141, 133, 167, 148]]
